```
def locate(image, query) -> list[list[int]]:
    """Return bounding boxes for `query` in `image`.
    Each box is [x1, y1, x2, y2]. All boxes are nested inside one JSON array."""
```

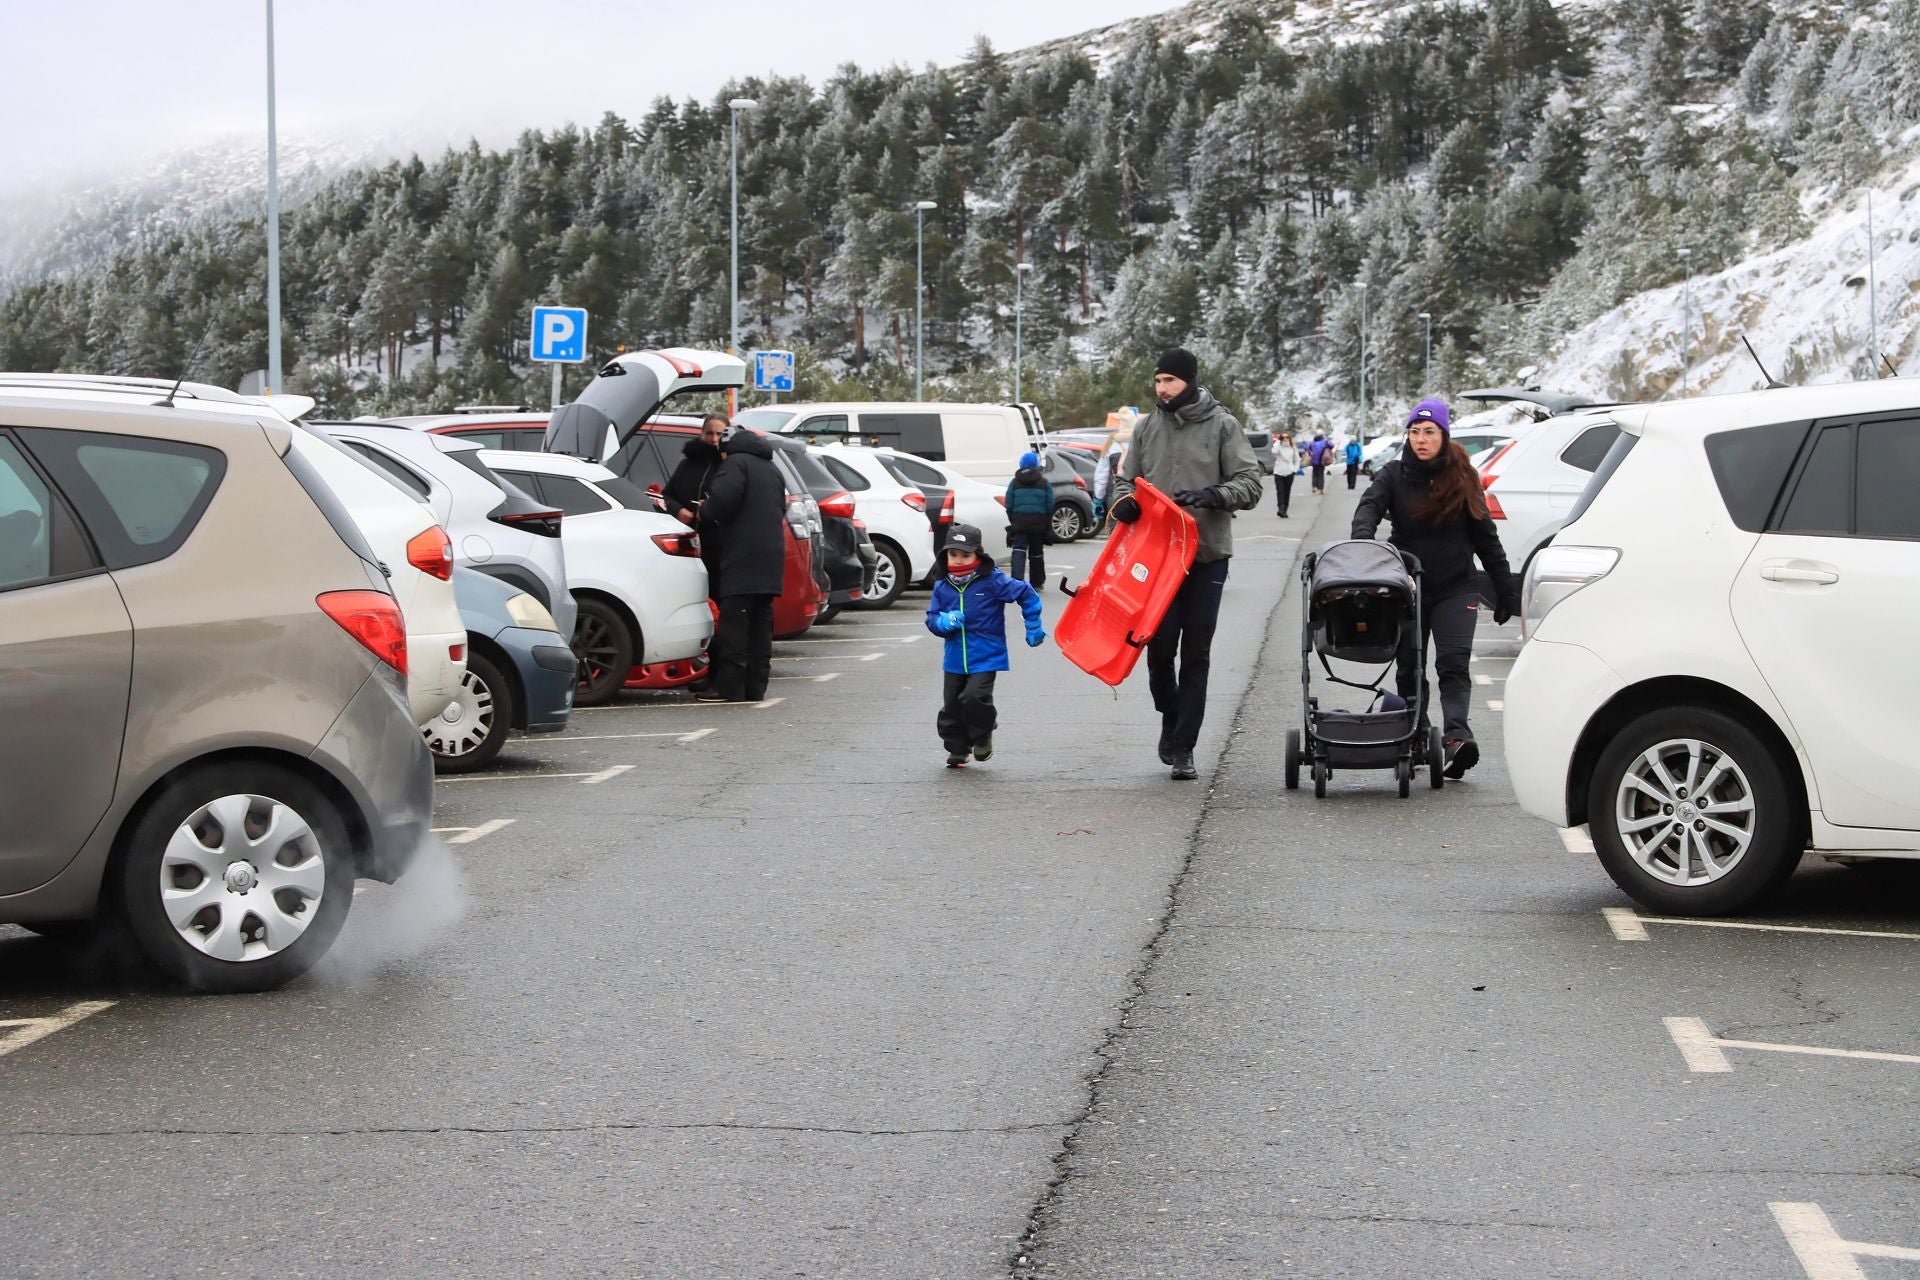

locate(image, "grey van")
[[0, 386, 432, 992]]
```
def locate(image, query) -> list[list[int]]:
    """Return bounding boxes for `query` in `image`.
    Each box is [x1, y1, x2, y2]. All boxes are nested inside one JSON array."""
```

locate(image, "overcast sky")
[[0, 1, 1174, 194]]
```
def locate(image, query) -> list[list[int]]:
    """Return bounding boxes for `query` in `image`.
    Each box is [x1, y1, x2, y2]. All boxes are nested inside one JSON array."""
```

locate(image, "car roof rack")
[[0, 373, 256, 404], [452, 404, 532, 413]]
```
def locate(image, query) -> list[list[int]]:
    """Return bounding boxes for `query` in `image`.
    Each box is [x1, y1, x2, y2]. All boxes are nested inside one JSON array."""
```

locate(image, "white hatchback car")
[[811, 446, 938, 607], [1478, 409, 1628, 579], [866, 448, 1012, 563], [480, 450, 712, 705], [1504, 383, 1920, 915]]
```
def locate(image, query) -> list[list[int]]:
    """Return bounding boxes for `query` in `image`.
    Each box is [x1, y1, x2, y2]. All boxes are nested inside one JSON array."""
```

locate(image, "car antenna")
[[1882, 352, 1901, 378], [153, 336, 209, 407], [1740, 335, 1787, 389]]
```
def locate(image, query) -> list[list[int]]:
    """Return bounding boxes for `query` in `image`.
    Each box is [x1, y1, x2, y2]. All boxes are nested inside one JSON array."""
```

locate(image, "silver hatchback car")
[[0, 385, 432, 992]]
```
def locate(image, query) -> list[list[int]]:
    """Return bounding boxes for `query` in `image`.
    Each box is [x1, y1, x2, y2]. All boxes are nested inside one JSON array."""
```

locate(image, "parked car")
[[1444, 401, 1550, 465], [733, 401, 1045, 484], [290, 425, 466, 727], [1041, 449, 1097, 541], [312, 422, 574, 638], [385, 410, 548, 451], [1477, 407, 1626, 579], [479, 450, 714, 704], [0, 379, 431, 991], [760, 432, 871, 620], [428, 567, 574, 773], [1504, 382, 1920, 915], [810, 445, 943, 606], [863, 447, 1012, 564]]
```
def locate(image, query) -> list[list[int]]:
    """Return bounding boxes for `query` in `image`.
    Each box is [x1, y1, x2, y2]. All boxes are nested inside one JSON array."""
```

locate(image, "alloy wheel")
[[1051, 505, 1084, 541], [424, 669, 495, 759], [160, 794, 326, 962], [1614, 737, 1756, 887], [575, 615, 620, 690], [870, 553, 897, 600]]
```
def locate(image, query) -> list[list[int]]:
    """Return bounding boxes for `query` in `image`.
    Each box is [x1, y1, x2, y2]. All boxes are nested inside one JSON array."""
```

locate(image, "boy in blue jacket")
[[925, 523, 1046, 768]]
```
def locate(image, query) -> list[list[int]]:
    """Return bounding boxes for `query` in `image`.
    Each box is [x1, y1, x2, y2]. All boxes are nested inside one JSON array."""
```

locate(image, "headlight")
[[1523, 545, 1619, 635], [505, 592, 558, 632]]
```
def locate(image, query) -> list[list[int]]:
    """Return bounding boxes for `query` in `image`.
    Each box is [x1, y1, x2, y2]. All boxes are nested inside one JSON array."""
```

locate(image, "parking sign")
[[530, 306, 589, 363], [753, 349, 796, 393]]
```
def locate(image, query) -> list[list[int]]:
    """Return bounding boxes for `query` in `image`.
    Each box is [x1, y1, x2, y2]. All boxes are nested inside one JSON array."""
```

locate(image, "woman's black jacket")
[[1351, 450, 1518, 609]]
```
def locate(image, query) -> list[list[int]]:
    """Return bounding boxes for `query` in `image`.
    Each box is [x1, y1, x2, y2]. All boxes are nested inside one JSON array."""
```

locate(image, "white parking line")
[[1772, 1202, 1920, 1279], [1665, 1016, 1920, 1073], [582, 765, 634, 784], [572, 697, 785, 710], [439, 768, 626, 784], [777, 652, 880, 662], [0, 1000, 114, 1059], [1603, 908, 1920, 943], [1486, 699, 1504, 711], [779, 635, 919, 645], [1559, 826, 1595, 854], [769, 673, 841, 682], [551, 732, 689, 742], [432, 818, 515, 845], [1473, 674, 1496, 686], [678, 728, 717, 743]]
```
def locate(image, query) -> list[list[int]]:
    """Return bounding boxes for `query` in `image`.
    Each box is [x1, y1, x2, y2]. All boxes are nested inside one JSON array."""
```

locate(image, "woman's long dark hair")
[[1414, 441, 1489, 525]]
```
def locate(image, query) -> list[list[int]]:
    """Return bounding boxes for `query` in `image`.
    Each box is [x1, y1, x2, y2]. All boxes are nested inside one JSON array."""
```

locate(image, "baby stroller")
[[1285, 539, 1446, 799]]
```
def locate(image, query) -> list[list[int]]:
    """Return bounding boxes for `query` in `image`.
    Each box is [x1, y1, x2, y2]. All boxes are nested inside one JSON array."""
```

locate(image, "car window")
[[505, 429, 546, 450], [785, 447, 841, 497], [0, 436, 61, 589], [1705, 420, 1809, 533], [1565, 434, 1638, 526], [734, 408, 796, 432], [1457, 435, 1511, 459], [886, 454, 946, 487], [535, 474, 613, 516], [1854, 418, 1920, 539], [340, 440, 432, 499], [598, 474, 656, 511], [19, 429, 225, 570], [819, 454, 870, 491], [863, 413, 944, 459], [607, 431, 676, 495], [790, 414, 849, 444], [439, 429, 510, 449], [1558, 424, 1621, 473], [1777, 425, 1852, 536]]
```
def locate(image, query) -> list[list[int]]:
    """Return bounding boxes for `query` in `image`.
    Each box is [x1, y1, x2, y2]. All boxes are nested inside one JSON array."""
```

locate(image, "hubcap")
[[161, 794, 326, 962], [872, 555, 897, 599], [1052, 507, 1080, 539], [424, 668, 496, 757], [1614, 737, 1756, 887]]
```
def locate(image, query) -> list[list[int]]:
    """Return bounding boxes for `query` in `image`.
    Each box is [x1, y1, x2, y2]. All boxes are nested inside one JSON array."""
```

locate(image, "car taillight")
[[819, 491, 856, 520], [317, 590, 408, 675], [499, 509, 565, 538], [1486, 491, 1507, 519], [994, 495, 1006, 507], [651, 532, 702, 557], [406, 526, 453, 580], [902, 491, 927, 512], [940, 491, 954, 517], [1072, 474, 1087, 489], [1480, 441, 1516, 489]]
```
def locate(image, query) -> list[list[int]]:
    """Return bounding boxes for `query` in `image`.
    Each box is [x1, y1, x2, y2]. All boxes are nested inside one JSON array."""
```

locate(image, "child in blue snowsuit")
[[925, 523, 1046, 768]]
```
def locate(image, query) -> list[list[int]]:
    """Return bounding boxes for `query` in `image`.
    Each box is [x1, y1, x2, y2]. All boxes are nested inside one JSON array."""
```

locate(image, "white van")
[[733, 402, 1044, 485]]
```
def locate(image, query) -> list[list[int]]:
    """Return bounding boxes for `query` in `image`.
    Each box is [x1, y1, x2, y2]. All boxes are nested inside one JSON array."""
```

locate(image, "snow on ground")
[[1537, 153, 1920, 400]]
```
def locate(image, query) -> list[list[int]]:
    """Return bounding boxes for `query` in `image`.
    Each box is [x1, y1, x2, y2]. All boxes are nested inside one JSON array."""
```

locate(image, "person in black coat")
[[699, 426, 787, 703], [663, 413, 728, 596], [1351, 398, 1519, 778]]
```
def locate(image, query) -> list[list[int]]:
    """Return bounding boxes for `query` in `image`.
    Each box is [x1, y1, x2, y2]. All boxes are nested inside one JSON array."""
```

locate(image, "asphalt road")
[[4, 482, 1918, 1279]]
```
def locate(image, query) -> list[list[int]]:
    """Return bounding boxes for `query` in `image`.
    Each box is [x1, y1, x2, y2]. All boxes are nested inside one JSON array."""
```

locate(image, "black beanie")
[[1155, 347, 1198, 385]]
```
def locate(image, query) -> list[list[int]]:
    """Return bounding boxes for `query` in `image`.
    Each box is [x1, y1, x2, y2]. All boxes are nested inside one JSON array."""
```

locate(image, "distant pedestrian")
[[1344, 436, 1363, 490], [1307, 431, 1331, 493], [1004, 450, 1052, 588], [699, 426, 786, 703], [663, 412, 729, 596], [925, 523, 1045, 768], [1109, 347, 1264, 780], [1270, 431, 1300, 516]]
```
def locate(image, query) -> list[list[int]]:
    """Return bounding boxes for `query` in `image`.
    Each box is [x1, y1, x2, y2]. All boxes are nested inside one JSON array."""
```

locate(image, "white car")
[[479, 450, 711, 705], [866, 448, 1012, 564], [810, 446, 938, 607], [1503, 381, 1920, 916], [1478, 408, 1627, 578], [290, 427, 466, 727]]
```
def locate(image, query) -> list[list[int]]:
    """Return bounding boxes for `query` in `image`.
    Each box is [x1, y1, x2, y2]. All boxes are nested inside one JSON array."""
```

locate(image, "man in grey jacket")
[[1110, 347, 1264, 780]]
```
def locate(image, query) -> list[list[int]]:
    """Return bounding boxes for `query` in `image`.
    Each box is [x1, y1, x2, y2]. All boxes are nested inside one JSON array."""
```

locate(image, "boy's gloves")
[[1173, 486, 1226, 509], [1026, 622, 1046, 648], [936, 609, 964, 633], [1110, 495, 1141, 524]]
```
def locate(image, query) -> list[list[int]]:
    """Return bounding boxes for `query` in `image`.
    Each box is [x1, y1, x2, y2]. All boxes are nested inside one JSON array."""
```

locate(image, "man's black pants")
[[711, 593, 775, 702], [1009, 532, 1045, 585], [1273, 472, 1294, 515], [1345, 462, 1360, 489], [938, 671, 998, 752], [1395, 587, 1479, 743], [1147, 558, 1230, 753]]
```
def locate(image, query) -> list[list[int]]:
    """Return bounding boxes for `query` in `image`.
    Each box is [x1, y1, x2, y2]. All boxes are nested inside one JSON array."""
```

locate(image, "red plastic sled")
[[1055, 480, 1199, 686]]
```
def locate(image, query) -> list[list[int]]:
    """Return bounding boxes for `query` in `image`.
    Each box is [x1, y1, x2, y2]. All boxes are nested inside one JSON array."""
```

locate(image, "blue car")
[[426, 567, 576, 772]]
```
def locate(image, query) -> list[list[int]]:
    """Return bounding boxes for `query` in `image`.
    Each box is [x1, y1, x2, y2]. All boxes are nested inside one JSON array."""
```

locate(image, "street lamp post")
[[728, 97, 759, 412], [1013, 260, 1032, 404], [1867, 191, 1879, 378], [1354, 281, 1368, 435], [914, 200, 937, 402], [264, 0, 282, 393], [1419, 311, 1432, 386]]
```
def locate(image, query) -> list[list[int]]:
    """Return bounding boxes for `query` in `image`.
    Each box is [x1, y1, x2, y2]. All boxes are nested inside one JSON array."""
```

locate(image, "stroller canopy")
[[1311, 540, 1414, 599]]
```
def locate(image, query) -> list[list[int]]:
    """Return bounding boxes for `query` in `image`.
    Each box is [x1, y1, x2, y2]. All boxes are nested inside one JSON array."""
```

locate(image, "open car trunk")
[[543, 348, 747, 461]]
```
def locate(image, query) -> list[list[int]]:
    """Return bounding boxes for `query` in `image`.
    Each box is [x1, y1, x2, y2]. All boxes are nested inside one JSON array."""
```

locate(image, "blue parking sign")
[[753, 349, 796, 393], [530, 306, 589, 363]]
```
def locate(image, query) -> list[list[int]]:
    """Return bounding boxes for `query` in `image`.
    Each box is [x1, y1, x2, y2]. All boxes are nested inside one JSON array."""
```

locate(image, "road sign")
[[753, 349, 795, 393], [531, 306, 589, 363]]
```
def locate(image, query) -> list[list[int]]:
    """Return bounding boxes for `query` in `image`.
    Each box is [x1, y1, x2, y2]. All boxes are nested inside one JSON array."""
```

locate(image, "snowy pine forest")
[[1, 0, 1917, 430]]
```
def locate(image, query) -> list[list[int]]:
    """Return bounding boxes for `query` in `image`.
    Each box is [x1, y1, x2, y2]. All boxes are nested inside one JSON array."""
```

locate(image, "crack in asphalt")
[[1716, 974, 1843, 1039], [4, 1119, 1071, 1140], [1008, 523, 1313, 1280], [1288, 1211, 1585, 1232]]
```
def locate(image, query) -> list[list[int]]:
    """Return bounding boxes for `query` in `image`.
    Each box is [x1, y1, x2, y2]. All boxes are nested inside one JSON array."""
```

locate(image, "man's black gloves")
[[1172, 486, 1226, 510], [1110, 495, 1142, 524]]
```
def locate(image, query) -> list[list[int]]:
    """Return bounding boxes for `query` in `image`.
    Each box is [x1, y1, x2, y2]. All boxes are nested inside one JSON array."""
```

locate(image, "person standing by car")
[[1350, 398, 1519, 778], [1344, 436, 1363, 490], [1270, 431, 1300, 516], [1110, 347, 1264, 781], [1306, 430, 1331, 494], [698, 427, 786, 703], [1004, 450, 1052, 588], [664, 412, 729, 595]]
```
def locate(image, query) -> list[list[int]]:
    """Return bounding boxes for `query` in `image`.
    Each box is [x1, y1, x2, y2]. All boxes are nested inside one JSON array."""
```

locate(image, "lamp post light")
[[914, 200, 938, 402], [1418, 311, 1432, 386], [265, 0, 282, 393], [1677, 246, 1692, 397], [728, 98, 759, 408], [1013, 260, 1032, 404]]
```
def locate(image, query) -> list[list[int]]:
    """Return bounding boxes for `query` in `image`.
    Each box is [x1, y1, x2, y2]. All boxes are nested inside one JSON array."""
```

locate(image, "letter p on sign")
[[530, 306, 588, 363]]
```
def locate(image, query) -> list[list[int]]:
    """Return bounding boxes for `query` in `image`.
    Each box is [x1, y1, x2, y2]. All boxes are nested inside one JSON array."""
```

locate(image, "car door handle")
[[1759, 561, 1839, 585]]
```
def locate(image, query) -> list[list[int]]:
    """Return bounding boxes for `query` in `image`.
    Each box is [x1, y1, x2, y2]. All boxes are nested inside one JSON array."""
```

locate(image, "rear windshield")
[[1564, 431, 1637, 527]]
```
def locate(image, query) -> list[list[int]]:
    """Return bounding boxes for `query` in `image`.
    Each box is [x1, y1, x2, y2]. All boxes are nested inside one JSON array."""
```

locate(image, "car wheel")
[[1051, 503, 1087, 542], [1284, 729, 1301, 790], [424, 649, 513, 774], [856, 541, 907, 609], [1587, 707, 1799, 916], [817, 605, 842, 625], [113, 763, 353, 992], [572, 597, 634, 706]]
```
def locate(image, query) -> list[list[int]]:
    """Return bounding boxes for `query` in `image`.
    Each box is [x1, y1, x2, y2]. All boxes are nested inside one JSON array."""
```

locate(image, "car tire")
[[856, 541, 908, 610], [572, 597, 634, 706], [817, 605, 843, 625], [1587, 706, 1800, 916], [1050, 503, 1087, 542], [425, 649, 513, 774], [112, 762, 354, 992]]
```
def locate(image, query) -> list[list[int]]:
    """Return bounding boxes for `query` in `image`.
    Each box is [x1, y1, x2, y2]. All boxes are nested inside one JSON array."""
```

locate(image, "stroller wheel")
[[1428, 727, 1446, 790], [1284, 730, 1302, 790], [1312, 759, 1328, 799], [1396, 757, 1412, 799]]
